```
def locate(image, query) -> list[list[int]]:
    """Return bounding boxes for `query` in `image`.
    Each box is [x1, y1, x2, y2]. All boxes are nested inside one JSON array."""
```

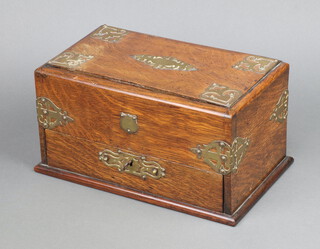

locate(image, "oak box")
[[34, 25, 293, 226]]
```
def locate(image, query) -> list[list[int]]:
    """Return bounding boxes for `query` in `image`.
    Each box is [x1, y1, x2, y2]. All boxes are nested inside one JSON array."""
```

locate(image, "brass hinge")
[[270, 89, 289, 123], [191, 137, 250, 175], [36, 97, 73, 129], [99, 149, 165, 180]]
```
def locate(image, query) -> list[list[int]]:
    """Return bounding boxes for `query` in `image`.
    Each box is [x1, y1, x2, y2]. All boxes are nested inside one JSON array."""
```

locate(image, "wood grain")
[[34, 72, 47, 163], [34, 156, 293, 226], [33, 25, 294, 224], [35, 71, 232, 172], [224, 65, 289, 214], [45, 130, 223, 212], [47, 24, 271, 104]]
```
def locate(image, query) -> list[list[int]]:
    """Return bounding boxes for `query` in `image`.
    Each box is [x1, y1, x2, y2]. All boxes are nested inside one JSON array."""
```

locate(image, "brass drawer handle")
[[98, 149, 165, 180]]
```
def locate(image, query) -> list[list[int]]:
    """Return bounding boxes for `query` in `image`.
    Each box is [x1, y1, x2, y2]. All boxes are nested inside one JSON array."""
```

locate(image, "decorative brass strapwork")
[[200, 83, 242, 107], [120, 112, 139, 134], [191, 137, 250, 175], [132, 55, 197, 71], [91, 25, 129, 43], [48, 52, 94, 68], [99, 149, 165, 180], [232, 56, 278, 74], [36, 97, 74, 130], [270, 89, 289, 123]]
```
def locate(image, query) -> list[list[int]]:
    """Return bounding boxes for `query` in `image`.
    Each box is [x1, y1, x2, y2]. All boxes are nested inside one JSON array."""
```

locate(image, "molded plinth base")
[[34, 156, 293, 226]]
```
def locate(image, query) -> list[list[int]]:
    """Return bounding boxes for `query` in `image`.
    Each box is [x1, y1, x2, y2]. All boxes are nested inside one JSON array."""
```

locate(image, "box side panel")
[[45, 130, 223, 212], [34, 71, 47, 164], [34, 69, 232, 172], [226, 65, 289, 213]]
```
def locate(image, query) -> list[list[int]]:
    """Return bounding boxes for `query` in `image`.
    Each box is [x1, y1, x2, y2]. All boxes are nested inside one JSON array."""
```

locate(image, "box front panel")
[[35, 72, 232, 172], [45, 130, 223, 212]]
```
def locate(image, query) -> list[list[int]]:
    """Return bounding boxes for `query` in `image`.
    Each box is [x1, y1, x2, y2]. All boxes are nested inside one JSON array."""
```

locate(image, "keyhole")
[[123, 159, 134, 170]]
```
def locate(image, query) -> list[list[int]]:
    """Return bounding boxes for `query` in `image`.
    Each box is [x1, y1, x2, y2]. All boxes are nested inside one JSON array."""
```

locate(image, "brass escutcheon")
[[120, 112, 139, 134], [98, 149, 165, 180]]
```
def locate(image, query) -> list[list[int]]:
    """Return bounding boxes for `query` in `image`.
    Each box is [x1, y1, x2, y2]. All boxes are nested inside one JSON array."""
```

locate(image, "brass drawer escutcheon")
[[36, 97, 74, 129], [191, 137, 250, 175], [98, 149, 165, 180]]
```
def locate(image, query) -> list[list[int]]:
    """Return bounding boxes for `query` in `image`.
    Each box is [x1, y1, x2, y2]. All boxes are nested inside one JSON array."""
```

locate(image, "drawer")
[[45, 130, 223, 212], [35, 72, 232, 172]]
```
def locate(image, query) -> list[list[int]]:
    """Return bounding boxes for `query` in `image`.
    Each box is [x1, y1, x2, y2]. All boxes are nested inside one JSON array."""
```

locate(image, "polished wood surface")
[[230, 62, 289, 115], [35, 73, 48, 164], [34, 156, 293, 226], [47, 25, 274, 103], [45, 130, 223, 211], [225, 65, 289, 213], [35, 70, 232, 171], [34, 25, 293, 225]]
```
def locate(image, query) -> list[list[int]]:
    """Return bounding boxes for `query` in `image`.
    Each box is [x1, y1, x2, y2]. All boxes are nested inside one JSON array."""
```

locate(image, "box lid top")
[[46, 24, 281, 108]]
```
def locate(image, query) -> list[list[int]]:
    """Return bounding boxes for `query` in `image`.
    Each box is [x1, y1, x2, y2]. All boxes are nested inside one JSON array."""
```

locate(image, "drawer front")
[[45, 130, 223, 212], [35, 73, 232, 172]]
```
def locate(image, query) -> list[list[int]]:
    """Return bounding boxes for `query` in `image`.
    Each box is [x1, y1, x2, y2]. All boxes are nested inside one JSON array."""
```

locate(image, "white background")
[[1, 1, 319, 248]]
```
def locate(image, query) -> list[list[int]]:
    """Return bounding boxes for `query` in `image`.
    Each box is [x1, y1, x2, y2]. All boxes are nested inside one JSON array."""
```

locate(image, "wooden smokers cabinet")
[[34, 25, 293, 226]]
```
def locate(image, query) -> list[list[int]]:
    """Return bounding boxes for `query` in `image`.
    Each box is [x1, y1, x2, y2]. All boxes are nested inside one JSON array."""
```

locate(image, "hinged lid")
[[46, 24, 281, 108]]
